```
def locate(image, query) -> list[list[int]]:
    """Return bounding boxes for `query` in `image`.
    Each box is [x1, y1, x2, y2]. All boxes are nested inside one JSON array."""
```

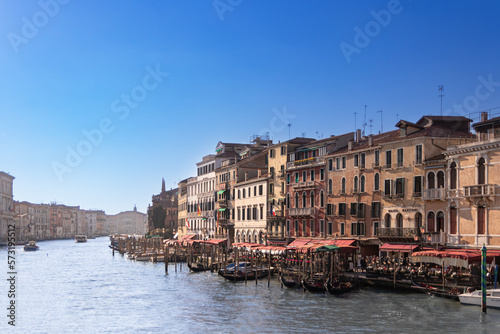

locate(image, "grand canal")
[[1, 237, 499, 333]]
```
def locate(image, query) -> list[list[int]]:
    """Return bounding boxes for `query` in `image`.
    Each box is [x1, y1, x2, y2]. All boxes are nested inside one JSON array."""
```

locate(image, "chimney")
[[258, 169, 262, 178], [348, 139, 353, 151], [245, 172, 248, 181], [356, 129, 361, 143], [368, 135, 373, 147], [481, 112, 488, 122]]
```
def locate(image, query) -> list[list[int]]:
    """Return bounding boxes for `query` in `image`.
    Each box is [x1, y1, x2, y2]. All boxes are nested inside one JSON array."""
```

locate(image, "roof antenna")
[[369, 119, 373, 135], [288, 123, 291, 140], [362, 105, 367, 136], [377, 110, 383, 133], [438, 85, 445, 116]]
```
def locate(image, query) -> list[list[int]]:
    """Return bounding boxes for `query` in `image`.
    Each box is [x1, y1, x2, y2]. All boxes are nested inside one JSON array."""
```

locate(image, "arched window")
[[427, 212, 435, 232], [374, 173, 380, 191], [360, 175, 365, 193], [302, 192, 307, 208], [450, 162, 457, 190], [310, 191, 315, 208], [320, 190, 324, 207], [341, 178, 346, 194], [353, 176, 359, 193], [294, 193, 299, 208], [437, 171, 445, 188], [396, 213, 403, 229], [415, 212, 423, 229], [328, 179, 333, 194], [436, 211, 445, 232], [478, 157, 485, 185], [384, 213, 391, 228], [427, 172, 435, 189]]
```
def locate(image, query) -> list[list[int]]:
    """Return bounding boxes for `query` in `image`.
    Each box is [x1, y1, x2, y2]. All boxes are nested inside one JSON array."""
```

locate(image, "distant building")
[[147, 180, 178, 237], [0, 171, 15, 244], [107, 206, 147, 235]]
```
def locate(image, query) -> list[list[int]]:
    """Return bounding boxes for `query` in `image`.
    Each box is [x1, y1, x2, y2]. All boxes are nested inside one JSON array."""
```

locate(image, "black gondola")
[[411, 280, 460, 301], [187, 262, 210, 272], [325, 278, 357, 295], [302, 274, 326, 293], [280, 274, 301, 289]]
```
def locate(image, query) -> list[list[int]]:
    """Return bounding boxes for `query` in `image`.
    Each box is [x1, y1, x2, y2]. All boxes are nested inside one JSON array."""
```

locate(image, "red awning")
[[332, 239, 356, 247], [380, 243, 418, 252], [287, 238, 312, 248]]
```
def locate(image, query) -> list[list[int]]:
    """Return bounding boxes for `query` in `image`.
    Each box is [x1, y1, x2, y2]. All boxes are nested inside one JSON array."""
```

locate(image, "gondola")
[[187, 262, 210, 272], [325, 278, 357, 295], [411, 279, 460, 301], [280, 274, 301, 289], [302, 274, 326, 293], [218, 262, 269, 281]]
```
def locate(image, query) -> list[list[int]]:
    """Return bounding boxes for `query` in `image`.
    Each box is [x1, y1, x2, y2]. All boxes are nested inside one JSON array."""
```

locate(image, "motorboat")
[[24, 241, 39, 251], [459, 289, 500, 309], [75, 235, 88, 243]]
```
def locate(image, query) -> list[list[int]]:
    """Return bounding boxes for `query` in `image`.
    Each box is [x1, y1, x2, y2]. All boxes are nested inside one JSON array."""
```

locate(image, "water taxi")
[[459, 289, 500, 309], [75, 235, 88, 243], [24, 241, 39, 251]]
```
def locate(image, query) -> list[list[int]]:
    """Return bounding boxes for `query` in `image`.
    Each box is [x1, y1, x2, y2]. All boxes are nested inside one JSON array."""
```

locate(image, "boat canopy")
[[316, 245, 340, 252]]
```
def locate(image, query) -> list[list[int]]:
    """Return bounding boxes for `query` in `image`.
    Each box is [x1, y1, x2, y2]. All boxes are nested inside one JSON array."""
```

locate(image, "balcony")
[[288, 207, 315, 217], [372, 162, 381, 169], [286, 156, 325, 170], [383, 163, 392, 170], [422, 188, 445, 201], [292, 181, 316, 190], [463, 184, 495, 200], [376, 227, 418, 238], [268, 210, 284, 221]]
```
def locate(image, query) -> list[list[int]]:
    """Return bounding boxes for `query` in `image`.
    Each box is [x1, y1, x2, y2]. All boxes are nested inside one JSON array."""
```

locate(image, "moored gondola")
[[325, 278, 357, 295], [280, 274, 301, 289], [302, 274, 326, 293], [188, 262, 210, 272]]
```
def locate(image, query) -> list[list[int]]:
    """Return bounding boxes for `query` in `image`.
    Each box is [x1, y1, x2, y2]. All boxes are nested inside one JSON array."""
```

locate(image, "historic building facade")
[[445, 114, 500, 248]]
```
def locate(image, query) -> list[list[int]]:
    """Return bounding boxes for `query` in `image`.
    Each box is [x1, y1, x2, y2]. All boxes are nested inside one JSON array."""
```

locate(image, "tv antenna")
[[377, 110, 383, 133], [438, 85, 445, 115], [362, 105, 367, 136], [369, 119, 373, 135], [288, 123, 291, 139]]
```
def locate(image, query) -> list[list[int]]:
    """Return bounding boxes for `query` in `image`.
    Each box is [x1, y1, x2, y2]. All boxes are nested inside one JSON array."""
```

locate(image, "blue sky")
[[1, 0, 499, 215]]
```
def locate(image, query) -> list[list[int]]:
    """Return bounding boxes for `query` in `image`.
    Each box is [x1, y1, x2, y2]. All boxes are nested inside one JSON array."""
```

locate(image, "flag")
[[185, 218, 190, 229], [272, 206, 276, 216], [197, 204, 201, 216]]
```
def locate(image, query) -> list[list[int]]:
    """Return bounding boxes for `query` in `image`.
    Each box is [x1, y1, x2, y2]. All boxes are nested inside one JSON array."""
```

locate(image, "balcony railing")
[[287, 156, 325, 169], [376, 227, 418, 238], [288, 207, 315, 217], [292, 181, 316, 189], [422, 188, 445, 201], [463, 184, 495, 198], [372, 162, 381, 168]]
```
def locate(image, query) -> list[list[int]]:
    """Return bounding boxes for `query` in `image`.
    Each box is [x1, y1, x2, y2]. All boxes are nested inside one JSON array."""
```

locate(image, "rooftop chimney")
[[245, 172, 248, 181], [356, 129, 361, 143], [368, 135, 373, 147], [258, 169, 262, 178], [348, 139, 353, 151], [481, 112, 488, 122]]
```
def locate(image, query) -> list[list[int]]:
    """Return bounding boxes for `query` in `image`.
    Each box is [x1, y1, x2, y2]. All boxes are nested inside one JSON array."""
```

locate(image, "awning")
[[332, 239, 356, 247], [217, 190, 226, 195], [218, 208, 226, 211], [287, 238, 312, 248], [316, 245, 340, 252], [380, 243, 418, 252]]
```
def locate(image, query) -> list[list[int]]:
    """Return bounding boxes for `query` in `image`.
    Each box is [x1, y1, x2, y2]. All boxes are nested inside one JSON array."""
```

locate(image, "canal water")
[[1, 237, 499, 333]]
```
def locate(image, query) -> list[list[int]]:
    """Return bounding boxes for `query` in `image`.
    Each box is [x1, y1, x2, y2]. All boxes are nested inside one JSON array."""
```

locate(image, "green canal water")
[[1, 237, 499, 333]]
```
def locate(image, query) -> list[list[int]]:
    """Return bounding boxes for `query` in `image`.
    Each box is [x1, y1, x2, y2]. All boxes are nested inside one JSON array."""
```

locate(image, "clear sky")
[[1, 0, 499, 215]]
